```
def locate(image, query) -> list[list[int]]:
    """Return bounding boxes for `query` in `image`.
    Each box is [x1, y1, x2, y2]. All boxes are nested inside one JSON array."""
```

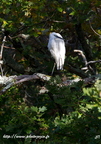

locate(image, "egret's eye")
[[54, 35, 64, 40]]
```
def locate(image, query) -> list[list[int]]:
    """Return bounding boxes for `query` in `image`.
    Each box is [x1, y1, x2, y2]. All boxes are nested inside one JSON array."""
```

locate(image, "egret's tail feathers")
[[57, 58, 64, 70]]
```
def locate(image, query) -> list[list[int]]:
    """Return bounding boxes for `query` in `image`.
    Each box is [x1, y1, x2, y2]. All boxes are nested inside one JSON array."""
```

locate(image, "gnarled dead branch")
[[0, 73, 51, 95], [0, 73, 101, 95]]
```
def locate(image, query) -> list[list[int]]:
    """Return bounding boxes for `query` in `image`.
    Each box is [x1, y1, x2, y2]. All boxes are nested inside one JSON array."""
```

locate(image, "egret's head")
[[49, 32, 63, 40]]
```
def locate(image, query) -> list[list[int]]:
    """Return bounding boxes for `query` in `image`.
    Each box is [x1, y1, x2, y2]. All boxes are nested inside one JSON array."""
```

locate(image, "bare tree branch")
[[0, 73, 101, 95], [0, 73, 51, 95], [74, 49, 101, 74], [63, 76, 95, 86]]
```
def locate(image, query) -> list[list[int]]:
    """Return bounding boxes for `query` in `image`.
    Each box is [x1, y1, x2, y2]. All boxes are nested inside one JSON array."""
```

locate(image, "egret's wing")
[[56, 39, 66, 55], [48, 38, 59, 59], [55, 39, 65, 69]]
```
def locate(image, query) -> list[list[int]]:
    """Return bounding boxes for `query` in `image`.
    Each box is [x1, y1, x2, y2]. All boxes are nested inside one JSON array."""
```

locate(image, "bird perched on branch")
[[48, 32, 66, 75]]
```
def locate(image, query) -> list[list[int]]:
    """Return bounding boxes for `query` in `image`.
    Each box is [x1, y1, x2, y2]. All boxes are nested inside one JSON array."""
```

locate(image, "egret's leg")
[[51, 63, 56, 75]]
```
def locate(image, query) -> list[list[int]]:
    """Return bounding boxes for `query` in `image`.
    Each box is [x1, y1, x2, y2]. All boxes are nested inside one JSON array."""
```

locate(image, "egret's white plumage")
[[48, 32, 66, 74]]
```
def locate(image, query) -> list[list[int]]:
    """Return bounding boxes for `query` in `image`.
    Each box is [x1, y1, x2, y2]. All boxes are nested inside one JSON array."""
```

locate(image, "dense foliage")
[[0, 0, 101, 143]]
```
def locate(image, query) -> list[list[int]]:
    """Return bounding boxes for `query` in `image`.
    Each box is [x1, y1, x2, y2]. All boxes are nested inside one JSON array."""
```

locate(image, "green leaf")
[[57, 7, 63, 12], [39, 106, 47, 112], [31, 106, 38, 112], [69, 10, 76, 16], [95, 80, 101, 91]]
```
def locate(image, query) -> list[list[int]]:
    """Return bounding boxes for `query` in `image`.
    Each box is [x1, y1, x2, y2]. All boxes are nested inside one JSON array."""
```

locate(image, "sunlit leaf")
[[57, 7, 63, 12]]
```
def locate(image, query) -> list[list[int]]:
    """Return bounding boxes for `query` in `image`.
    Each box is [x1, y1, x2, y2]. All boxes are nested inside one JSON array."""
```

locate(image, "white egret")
[[48, 32, 66, 75]]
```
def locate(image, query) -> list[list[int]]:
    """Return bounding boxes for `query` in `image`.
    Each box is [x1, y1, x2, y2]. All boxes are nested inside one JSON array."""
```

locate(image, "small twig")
[[0, 36, 6, 76], [81, 60, 101, 70], [74, 50, 88, 66], [51, 20, 65, 23], [87, 60, 101, 65], [0, 82, 14, 94], [0, 36, 6, 59], [89, 20, 101, 37], [0, 65, 3, 77]]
